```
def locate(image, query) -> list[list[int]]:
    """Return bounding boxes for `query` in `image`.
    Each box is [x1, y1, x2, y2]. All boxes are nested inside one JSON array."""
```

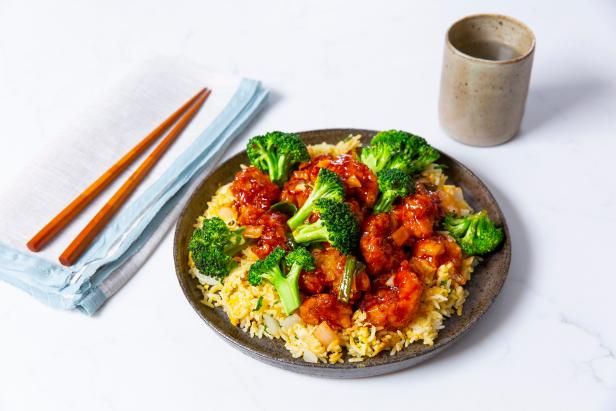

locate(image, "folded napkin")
[[0, 58, 268, 314]]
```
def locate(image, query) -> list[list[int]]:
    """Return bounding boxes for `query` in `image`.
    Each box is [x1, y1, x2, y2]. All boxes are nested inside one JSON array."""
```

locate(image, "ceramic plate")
[[173, 128, 511, 378]]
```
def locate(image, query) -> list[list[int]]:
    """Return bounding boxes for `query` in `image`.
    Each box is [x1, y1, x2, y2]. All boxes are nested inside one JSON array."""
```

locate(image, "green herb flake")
[[253, 296, 263, 311]]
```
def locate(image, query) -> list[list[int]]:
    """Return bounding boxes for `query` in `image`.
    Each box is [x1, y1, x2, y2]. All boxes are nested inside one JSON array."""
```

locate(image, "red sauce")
[[322, 154, 378, 207], [411, 234, 464, 284], [299, 269, 327, 294], [299, 293, 353, 329], [390, 190, 440, 241], [281, 154, 378, 209], [360, 261, 424, 329], [226, 152, 463, 333], [301, 247, 370, 303], [231, 166, 280, 226], [360, 213, 408, 276], [281, 166, 314, 208], [251, 211, 289, 259]]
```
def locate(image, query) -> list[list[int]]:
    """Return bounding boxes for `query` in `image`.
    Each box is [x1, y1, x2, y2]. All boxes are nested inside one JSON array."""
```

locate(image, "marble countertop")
[[1, 1, 615, 410]]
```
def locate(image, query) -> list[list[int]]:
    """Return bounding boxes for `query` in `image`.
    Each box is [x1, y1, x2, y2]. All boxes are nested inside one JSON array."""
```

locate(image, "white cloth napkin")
[[0, 57, 268, 313]]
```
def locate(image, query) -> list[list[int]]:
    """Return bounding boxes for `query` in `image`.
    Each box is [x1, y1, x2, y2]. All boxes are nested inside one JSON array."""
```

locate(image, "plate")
[[173, 128, 511, 378]]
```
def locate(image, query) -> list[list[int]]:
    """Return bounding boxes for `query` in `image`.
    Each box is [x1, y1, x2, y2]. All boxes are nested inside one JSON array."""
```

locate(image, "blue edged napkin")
[[0, 58, 268, 314]]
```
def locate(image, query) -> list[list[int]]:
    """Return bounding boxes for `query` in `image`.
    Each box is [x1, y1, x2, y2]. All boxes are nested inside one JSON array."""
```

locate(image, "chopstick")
[[58, 88, 211, 266], [27, 88, 208, 253]]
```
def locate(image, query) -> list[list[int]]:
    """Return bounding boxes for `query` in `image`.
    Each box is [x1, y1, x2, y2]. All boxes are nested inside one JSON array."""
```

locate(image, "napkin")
[[0, 58, 268, 314]]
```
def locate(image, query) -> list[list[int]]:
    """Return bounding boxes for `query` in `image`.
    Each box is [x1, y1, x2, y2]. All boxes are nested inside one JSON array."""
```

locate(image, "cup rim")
[[445, 13, 536, 65]]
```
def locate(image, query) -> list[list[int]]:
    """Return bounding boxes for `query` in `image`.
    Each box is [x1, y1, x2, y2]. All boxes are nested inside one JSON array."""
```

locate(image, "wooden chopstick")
[[58, 88, 211, 266], [27, 88, 208, 252]]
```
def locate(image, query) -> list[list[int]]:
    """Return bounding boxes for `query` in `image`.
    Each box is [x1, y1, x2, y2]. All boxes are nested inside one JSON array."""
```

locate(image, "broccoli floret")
[[359, 130, 414, 173], [246, 131, 310, 185], [189, 217, 245, 279], [291, 198, 359, 255], [287, 168, 345, 230], [390, 134, 439, 174], [285, 246, 316, 278], [408, 142, 440, 174], [248, 246, 315, 314], [361, 130, 440, 175], [370, 129, 410, 145], [359, 143, 398, 174], [442, 210, 504, 256], [373, 169, 414, 213]]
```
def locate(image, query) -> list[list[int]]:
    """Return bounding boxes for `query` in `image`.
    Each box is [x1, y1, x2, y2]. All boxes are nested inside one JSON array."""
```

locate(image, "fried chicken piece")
[[360, 213, 407, 276], [346, 198, 368, 222], [249, 211, 289, 259], [299, 269, 326, 294], [299, 293, 353, 329], [390, 189, 441, 243], [360, 261, 424, 330], [313, 246, 346, 286], [299, 247, 370, 301], [411, 234, 464, 284], [280, 155, 330, 208], [281, 154, 378, 209], [323, 154, 378, 207], [230, 166, 280, 225], [302, 246, 369, 302]]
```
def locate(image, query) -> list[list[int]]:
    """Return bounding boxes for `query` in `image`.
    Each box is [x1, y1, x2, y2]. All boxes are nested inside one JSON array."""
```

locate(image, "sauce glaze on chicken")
[[231, 152, 464, 331]]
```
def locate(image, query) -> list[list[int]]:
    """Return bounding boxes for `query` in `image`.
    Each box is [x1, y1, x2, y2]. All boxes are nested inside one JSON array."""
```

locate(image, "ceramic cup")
[[439, 14, 536, 146]]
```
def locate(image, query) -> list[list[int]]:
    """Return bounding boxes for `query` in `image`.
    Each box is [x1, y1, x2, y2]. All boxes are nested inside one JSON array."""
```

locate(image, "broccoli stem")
[[292, 220, 328, 245], [223, 227, 245, 256], [276, 154, 289, 182], [287, 183, 335, 229], [373, 194, 395, 214], [287, 198, 315, 230], [275, 280, 301, 315], [360, 154, 379, 174], [266, 265, 301, 314], [264, 152, 280, 182], [225, 243, 245, 257], [286, 263, 303, 282]]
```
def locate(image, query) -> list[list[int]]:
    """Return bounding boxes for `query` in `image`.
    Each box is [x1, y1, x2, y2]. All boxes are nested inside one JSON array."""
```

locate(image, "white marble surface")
[[1, 1, 615, 410]]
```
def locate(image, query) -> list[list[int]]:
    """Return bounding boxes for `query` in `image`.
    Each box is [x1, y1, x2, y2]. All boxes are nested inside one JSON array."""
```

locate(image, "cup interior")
[[447, 14, 535, 62]]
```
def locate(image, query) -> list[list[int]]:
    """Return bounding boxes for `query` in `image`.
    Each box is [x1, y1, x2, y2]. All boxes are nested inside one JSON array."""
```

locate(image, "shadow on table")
[[520, 76, 610, 137]]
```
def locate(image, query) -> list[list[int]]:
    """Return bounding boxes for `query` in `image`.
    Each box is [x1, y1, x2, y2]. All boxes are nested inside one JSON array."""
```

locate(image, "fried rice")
[[189, 134, 477, 364]]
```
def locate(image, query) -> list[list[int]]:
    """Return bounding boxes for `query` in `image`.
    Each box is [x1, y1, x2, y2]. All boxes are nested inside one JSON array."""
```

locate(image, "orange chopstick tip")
[[58, 254, 72, 266], [26, 240, 39, 252]]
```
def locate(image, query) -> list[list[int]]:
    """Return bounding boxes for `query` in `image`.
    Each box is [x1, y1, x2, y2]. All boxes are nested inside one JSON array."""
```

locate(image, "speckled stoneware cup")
[[439, 14, 536, 146], [174, 129, 511, 378]]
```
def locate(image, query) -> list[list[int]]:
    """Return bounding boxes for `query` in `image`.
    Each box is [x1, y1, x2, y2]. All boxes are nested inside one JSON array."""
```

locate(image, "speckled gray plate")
[[173, 128, 511, 378]]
